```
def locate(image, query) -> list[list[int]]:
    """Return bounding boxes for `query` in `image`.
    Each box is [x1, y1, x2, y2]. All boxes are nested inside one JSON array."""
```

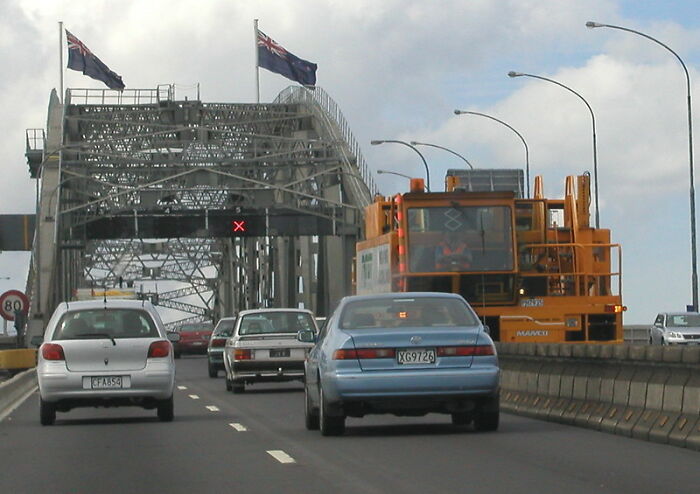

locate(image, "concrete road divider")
[[497, 343, 700, 451], [0, 369, 37, 419]]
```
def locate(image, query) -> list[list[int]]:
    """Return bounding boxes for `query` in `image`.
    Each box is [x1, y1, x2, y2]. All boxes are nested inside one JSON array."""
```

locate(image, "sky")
[[1, 0, 700, 325]]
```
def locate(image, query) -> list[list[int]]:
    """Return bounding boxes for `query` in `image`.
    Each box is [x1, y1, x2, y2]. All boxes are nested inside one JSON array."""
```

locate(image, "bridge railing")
[[65, 84, 201, 106], [274, 86, 378, 198]]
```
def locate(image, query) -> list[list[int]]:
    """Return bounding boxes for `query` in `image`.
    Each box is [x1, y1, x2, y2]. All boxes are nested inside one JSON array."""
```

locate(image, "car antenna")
[[103, 284, 107, 307]]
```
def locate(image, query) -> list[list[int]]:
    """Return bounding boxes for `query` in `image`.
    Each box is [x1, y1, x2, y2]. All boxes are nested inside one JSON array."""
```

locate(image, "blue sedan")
[[300, 292, 500, 436]]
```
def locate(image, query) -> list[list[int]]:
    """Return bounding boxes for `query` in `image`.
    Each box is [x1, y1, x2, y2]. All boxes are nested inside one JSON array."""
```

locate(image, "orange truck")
[[355, 169, 624, 343]]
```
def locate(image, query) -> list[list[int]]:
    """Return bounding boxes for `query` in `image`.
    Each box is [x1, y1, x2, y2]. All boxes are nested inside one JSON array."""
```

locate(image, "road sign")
[[0, 290, 29, 321]]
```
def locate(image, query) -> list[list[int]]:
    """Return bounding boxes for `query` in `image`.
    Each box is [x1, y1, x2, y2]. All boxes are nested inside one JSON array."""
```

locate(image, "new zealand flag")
[[257, 30, 317, 86], [66, 30, 125, 90]]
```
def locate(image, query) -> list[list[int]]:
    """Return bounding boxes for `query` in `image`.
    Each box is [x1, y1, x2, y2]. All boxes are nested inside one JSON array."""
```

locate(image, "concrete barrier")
[[0, 368, 37, 420], [497, 342, 700, 451]]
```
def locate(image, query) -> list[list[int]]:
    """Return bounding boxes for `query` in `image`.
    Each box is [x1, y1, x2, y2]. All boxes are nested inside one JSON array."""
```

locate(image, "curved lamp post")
[[587, 20, 697, 311], [453, 110, 530, 198], [508, 71, 599, 227], [371, 140, 431, 192], [409, 141, 474, 169], [377, 169, 414, 180]]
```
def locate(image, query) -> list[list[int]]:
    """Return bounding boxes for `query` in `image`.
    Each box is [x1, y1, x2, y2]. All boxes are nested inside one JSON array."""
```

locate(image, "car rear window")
[[54, 309, 160, 340], [340, 297, 478, 329], [213, 319, 236, 337], [179, 323, 214, 333], [238, 312, 315, 335]]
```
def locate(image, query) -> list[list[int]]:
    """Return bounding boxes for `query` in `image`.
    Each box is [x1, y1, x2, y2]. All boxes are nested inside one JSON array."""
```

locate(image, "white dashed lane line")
[[188, 394, 200, 400], [229, 423, 247, 431], [177, 386, 187, 390], [267, 450, 296, 464], [206, 405, 220, 412]]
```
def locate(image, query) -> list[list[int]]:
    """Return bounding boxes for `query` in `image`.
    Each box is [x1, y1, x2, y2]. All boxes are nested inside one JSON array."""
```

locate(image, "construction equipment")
[[355, 169, 624, 342]]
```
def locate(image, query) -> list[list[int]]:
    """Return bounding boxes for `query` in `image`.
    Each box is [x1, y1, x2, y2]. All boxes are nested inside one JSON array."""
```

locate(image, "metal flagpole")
[[59, 21, 64, 103], [254, 19, 260, 103]]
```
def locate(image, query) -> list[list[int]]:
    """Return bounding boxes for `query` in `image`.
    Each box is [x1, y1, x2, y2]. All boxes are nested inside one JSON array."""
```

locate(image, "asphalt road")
[[1, 356, 698, 494]]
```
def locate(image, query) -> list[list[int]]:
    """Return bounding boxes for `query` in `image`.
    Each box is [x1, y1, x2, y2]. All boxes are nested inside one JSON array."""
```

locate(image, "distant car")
[[223, 308, 318, 393], [651, 312, 700, 345], [36, 299, 179, 425], [173, 322, 213, 358], [301, 292, 500, 436], [208, 317, 236, 378]]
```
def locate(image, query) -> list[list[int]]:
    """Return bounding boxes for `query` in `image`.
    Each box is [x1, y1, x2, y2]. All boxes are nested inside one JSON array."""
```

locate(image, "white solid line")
[[188, 394, 200, 400], [267, 450, 296, 464], [0, 386, 38, 423], [229, 423, 248, 431], [177, 385, 187, 390], [205, 405, 220, 412]]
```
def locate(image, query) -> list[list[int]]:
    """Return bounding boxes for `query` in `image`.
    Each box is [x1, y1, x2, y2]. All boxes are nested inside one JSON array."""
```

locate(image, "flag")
[[257, 30, 317, 86], [66, 30, 125, 90]]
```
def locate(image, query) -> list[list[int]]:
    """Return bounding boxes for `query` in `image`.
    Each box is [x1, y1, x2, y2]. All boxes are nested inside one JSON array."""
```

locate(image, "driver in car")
[[435, 231, 472, 271]]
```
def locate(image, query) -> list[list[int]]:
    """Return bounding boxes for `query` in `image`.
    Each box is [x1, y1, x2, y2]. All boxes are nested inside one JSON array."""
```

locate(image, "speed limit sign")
[[0, 290, 29, 321]]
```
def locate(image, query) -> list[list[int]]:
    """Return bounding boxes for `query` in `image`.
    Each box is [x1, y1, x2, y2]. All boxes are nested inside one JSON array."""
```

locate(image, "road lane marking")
[[206, 405, 220, 412], [229, 423, 247, 431], [188, 394, 200, 400], [177, 386, 187, 390], [267, 450, 296, 464]]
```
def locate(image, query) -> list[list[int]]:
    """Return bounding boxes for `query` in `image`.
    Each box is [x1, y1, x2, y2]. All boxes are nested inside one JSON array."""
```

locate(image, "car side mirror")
[[482, 324, 490, 335], [167, 331, 181, 343], [297, 329, 316, 343], [30, 335, 44, 347]]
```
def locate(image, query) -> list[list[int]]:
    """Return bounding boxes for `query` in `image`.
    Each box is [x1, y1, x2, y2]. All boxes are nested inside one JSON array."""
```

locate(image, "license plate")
[[397, 348, 436, 365], [270, 348, 291, 358], [90, 376, 125, 389]]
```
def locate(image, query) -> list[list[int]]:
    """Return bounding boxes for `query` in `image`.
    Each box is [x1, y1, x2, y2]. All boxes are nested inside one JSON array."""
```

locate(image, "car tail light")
[[42, 343, 65, 361], [148, 341, 171, 358], [234, 348, 252, 360], [604, 304, 627, 313], [333, 348, 396, 360], [210, 338, 226, 348], [437, 345, 495, 357]]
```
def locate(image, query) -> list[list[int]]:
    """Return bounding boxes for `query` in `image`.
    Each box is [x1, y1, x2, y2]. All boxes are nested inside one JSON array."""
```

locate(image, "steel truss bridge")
[[22, 84, 376, 335]]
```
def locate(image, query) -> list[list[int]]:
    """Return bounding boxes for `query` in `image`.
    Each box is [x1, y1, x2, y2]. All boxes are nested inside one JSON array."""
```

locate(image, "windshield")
[[406, 205, 514, 273], [238, 312, 315, 335], [54, 309, 159, 340], [668, 314, 700, 327], [213, 320, 236, 337], [339, 297, 479, 329]]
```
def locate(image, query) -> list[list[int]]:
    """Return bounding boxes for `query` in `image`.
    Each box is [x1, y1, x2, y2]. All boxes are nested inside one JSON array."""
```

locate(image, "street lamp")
[[453, 110, 530, 198], [409, 141, 474, 169], [371, 140, 431, 191], [377, 169, 414, 180], [508, 71, 599, 227], [586, 20, 697, 311]]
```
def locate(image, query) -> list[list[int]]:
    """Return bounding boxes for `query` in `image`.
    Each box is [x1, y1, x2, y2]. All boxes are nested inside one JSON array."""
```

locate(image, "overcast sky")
[[1, 0, 700, 325]]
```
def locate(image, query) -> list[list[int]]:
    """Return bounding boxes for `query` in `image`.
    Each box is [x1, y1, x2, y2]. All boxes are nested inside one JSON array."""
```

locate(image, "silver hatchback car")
[[36, 299, 179, 425]]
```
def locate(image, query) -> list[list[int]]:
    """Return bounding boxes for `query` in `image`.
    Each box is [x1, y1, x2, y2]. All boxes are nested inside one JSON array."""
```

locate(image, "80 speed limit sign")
[[0, 290, 29, 321]]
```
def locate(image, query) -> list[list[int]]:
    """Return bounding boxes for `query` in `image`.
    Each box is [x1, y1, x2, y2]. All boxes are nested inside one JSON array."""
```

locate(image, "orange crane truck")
[[355, 169, 624, 343]]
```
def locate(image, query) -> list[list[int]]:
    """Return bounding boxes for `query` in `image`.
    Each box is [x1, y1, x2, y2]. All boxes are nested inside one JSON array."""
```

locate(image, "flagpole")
[[254, 18, 260, 103], [59, 21, 64, 103]]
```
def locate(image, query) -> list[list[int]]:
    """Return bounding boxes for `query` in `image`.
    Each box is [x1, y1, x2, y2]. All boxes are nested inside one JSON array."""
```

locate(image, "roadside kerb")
[[0, 369, 37, 419], [497, 343, 700, 451]]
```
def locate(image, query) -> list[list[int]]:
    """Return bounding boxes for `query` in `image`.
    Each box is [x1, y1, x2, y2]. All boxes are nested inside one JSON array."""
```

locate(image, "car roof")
[[62, 299, 156, 311], [341, 292, 465, 304], [662, 312, 700, 316], [238, 308, 314, 316]]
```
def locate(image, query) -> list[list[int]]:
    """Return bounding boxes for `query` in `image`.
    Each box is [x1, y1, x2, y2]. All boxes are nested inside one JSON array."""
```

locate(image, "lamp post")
[[586, 21, 697, 311], [409, 141, 474, 169], [377, 169, 415, 180], [371, 140, 431, 191], [453, 110, 530, 198], [508, 71, 599, 227]]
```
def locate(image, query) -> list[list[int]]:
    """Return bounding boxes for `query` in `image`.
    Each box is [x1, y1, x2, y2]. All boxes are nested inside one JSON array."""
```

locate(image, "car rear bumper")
[[322, 365, 500, 404], [176, 342, 209, 354], [232, 360, 305, 382], [38, 361, 175, 403]]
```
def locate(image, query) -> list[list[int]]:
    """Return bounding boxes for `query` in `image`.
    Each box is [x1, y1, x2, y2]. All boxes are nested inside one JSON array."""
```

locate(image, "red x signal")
[[232, 220, 247, 232]]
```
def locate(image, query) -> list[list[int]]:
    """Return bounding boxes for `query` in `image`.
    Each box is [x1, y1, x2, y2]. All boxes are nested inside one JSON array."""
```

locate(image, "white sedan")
[[36, 299, 179, 425]]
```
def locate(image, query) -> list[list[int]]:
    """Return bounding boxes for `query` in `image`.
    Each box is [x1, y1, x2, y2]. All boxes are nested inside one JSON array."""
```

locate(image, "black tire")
[[304, 384, 320, 430], [225, 376, 232, 391], [319, 387, 344, 436], [40, 398, 56, 426], [208, 363, 218, 378], [474, 396, 499, 432], [451, 412, 472, 426], [232, 381, 245, 394], [157, 396, 174, 422], [174, 351, 181, 359]]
